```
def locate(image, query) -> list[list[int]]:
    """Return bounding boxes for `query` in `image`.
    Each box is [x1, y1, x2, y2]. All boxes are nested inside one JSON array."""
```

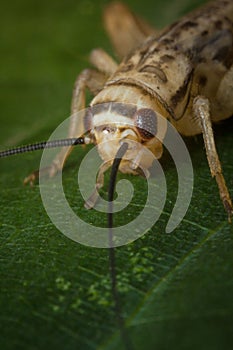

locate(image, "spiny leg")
[[49, 47, 119, 176], [24, 68, 108, 185], [193, 96, 233, 220], [49, 69, 107, 177], [103, 2, 158, 59], [84, 161, 112, 209]]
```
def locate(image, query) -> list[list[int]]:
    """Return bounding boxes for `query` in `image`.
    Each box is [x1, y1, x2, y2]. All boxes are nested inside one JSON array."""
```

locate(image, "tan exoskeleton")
[[11, 0, 233, 219]]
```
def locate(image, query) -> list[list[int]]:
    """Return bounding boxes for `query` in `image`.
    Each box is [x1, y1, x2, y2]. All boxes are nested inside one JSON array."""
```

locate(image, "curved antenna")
[[0, 137, 87, 158], [108, 142, 133, 350]]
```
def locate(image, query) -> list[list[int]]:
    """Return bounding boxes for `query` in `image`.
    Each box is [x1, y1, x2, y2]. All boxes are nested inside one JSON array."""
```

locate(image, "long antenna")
[[0, 137, 86, 158], [2, 136, 133, 348], [108, 142, 133, 350]]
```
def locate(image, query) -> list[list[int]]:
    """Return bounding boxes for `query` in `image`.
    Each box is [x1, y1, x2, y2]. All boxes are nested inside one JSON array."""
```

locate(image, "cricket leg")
[[193, 96, 233, 221], [49, 69, 108, 177], [89, 48, 118, 75], [49, 47, 119, 176], [24, 68, 108, 185], [103, 2, 158, 59], [84, 161, 112, 209]]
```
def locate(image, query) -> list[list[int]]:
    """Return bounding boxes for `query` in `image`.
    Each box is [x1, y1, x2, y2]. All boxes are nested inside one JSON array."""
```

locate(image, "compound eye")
[[135, 108, 157, 140]]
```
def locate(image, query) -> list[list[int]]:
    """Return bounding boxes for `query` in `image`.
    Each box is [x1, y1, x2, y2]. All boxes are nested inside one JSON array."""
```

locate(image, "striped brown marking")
[[215, 20, 223, 29], [91, 102, 137, 119], [199, 75, 207, 87], [119, 63, 134, 73], [139, 65, 168, 82], [213, 45, 233, 68], [180, 20, 199, 30], [159, 38, 174, 45], [171, 74, 192, 108], [111, 102, 137, 118], [160, 54, 175, 62], [84, 108, 93, 132], [201, 30, 209, 36], [92, 103, 109, 115]]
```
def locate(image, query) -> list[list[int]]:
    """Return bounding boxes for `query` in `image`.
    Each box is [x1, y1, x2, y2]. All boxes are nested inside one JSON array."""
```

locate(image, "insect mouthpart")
[[102, 125, 117, 135]]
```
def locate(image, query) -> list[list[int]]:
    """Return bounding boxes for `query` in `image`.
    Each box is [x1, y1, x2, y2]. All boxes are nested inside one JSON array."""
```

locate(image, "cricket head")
[[88, 101, 167, 176]]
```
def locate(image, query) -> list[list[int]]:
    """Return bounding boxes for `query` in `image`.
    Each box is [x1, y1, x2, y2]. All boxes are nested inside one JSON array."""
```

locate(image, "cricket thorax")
[[103, 0, 233, 126]]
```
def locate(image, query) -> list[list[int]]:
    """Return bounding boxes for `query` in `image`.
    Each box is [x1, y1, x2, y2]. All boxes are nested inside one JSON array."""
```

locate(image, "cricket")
[[1, 0, 233, 221], [1, 1, 233, 348]]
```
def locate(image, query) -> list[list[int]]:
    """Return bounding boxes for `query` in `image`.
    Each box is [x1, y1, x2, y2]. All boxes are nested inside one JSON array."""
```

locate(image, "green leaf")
[[1, 1, 233, 350]]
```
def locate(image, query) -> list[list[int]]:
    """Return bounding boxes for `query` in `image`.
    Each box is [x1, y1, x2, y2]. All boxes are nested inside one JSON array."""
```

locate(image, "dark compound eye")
[[135, 108, 157, 140]]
